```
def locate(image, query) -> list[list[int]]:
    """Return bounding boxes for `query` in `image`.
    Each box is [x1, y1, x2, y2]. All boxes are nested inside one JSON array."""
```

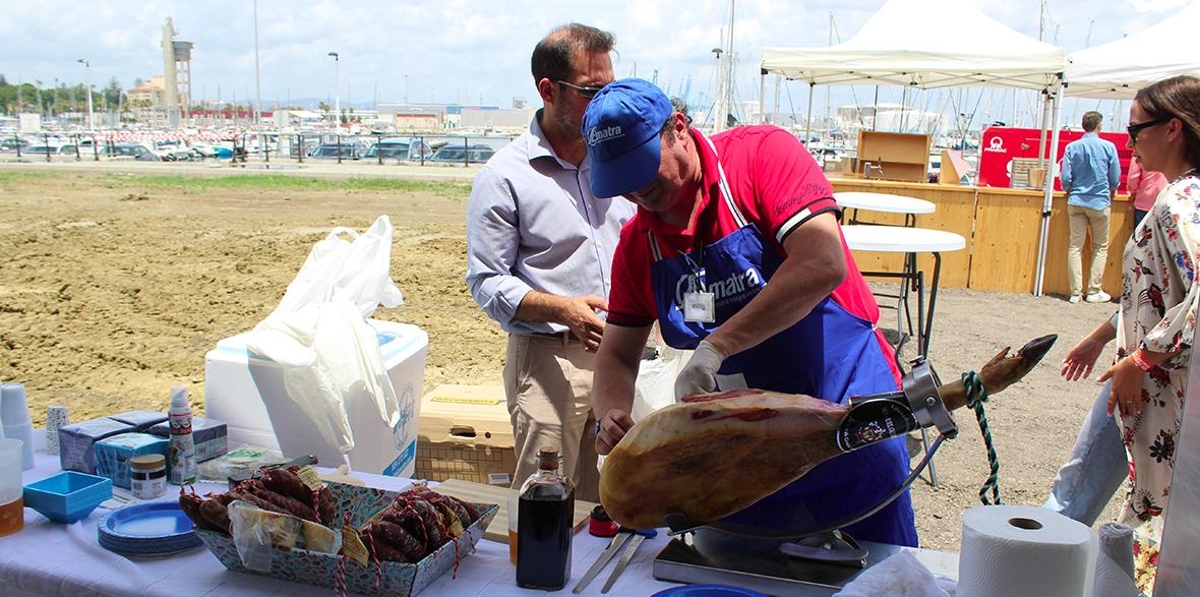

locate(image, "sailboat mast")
[[714, 0, 735, 132]]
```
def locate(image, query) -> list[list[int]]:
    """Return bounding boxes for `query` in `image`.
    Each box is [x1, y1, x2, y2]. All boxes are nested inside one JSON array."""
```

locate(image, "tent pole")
[[1037, 92, 1052, 167], [805, 83, 815, 146], [1034, 82, 1063, 297]]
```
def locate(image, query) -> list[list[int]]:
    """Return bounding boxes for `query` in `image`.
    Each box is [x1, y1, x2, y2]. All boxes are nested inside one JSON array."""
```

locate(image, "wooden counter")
[[830, 177, 1134, 296]]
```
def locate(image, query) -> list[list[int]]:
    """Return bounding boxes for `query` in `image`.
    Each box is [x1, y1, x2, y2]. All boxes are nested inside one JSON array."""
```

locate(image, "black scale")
[[653, 359, 958, 596]]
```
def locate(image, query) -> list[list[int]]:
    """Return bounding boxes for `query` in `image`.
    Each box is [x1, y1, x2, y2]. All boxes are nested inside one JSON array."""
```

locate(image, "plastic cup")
[[0, 438, 24, 536], [507, 492, 519, 565], [1, 383, 30, 424], [1, 384, 34, 470]]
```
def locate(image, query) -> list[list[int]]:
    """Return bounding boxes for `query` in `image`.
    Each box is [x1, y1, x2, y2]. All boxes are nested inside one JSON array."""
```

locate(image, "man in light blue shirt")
[[1060, 110, 1121, 303], [465, 24, 633, 502]]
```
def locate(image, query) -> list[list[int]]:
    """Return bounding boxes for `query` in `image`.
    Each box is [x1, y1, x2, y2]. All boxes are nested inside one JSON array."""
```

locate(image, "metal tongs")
[[572, 526, 658, 593]]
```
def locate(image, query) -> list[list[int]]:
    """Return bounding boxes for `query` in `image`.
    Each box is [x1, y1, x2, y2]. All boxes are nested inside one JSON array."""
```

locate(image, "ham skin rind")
[[599, 389, 850, 530]]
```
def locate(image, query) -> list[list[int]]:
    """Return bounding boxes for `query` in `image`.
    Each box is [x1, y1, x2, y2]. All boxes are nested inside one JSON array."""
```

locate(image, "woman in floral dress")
[[1062, 75, 1200, 593]]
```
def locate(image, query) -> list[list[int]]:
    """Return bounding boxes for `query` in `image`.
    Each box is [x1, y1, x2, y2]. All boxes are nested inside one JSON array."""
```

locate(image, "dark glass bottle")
[[515, 448, 575, 590]]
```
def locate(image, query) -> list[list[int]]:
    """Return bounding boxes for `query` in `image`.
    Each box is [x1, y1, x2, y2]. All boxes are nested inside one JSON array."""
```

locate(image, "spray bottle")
[[167, 385, 196, 485]]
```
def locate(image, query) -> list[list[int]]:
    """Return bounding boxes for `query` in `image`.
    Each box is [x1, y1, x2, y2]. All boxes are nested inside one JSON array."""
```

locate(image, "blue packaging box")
[[107, 410, 169, 431], [58, 418, 138, 474], [147, 416, 229, 463], [94, 433, 170, 489]]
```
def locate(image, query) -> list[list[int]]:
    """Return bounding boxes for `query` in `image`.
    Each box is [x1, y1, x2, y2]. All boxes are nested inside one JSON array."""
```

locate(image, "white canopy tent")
[[760, 0, 1068, 296], [1065, 1, 1200, 100], [760, 0, 1065, 91]]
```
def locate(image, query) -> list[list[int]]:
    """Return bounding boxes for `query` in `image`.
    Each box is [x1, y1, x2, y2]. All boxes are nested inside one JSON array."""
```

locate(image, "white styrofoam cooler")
[[204, 319, 427, 477]]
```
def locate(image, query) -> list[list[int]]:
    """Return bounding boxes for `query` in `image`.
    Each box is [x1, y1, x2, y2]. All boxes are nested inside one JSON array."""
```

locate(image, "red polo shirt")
[[606, 125, 882, 341]]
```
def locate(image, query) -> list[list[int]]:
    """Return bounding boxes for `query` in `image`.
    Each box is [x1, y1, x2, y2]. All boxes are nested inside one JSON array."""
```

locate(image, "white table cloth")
[[2, 432, 958, 597], [1, 433, 677, 597]]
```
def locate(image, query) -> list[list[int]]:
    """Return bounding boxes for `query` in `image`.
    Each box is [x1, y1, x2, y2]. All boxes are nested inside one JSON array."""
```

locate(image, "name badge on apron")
[[683, 274, 716, 322]]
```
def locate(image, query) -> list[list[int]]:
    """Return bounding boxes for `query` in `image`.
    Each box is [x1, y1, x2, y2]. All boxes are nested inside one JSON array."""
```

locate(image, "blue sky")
[[0, 0, 1190, 124]]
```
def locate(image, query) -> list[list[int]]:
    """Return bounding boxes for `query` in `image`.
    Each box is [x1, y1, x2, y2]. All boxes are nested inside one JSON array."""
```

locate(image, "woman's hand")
[[1098, 358, 1147, 416], [1061, 335, 1109, 381]]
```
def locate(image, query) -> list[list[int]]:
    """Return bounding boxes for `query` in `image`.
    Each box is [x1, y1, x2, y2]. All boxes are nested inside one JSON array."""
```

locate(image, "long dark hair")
[[1135, 75, 1200, 168]]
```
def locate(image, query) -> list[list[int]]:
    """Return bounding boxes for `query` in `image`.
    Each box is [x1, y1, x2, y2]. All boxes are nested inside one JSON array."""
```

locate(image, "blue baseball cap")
[[583, 78, 673, 198]]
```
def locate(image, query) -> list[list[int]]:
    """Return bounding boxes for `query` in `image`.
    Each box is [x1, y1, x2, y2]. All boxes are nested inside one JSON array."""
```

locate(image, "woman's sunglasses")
[[1126, 117, 1171, 142]]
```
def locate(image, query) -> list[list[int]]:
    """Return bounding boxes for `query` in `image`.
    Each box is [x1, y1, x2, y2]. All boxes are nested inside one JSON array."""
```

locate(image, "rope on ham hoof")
[[962, 371, 1001, 505]]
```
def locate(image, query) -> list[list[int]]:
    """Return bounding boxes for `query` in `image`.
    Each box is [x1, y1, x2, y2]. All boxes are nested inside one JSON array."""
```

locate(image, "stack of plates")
[[97, 501, 202, 556]]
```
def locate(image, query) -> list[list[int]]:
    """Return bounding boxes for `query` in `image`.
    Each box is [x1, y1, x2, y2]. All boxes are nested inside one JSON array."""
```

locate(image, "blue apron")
[[649, 145, 918, 546]]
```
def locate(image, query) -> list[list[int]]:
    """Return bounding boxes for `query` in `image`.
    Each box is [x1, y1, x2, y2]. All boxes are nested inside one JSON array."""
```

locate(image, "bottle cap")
[[169, 386, 189, 411], [130, 453, 166, 471]]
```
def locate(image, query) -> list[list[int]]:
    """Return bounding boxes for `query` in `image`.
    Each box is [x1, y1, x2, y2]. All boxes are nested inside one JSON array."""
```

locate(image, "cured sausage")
[[371, 519, 428, 562], [247, 482, 319, 522]]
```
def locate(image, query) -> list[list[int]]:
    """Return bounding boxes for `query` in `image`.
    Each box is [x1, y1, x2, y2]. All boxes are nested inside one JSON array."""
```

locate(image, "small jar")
[[130, 454, 167, 499]]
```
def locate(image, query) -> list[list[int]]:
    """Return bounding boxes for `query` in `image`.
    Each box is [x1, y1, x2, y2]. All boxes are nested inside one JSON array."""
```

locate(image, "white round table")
[[834, 192, 936, 226], [841, 225, 965, 253]]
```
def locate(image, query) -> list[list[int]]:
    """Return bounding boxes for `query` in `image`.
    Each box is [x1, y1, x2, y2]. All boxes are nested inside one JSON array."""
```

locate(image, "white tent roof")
[[1064, 2, 1200, 99], [760, 0, 1066, 91]]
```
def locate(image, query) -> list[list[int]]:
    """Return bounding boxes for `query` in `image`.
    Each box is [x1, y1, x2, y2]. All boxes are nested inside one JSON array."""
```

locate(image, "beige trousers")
[[504, 333, 600, 502], [1067, 204, 1111, 296]]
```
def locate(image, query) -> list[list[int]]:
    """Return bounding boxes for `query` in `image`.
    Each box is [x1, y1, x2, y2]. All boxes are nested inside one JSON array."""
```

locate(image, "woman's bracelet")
[[1130, 349, 1155, 372]]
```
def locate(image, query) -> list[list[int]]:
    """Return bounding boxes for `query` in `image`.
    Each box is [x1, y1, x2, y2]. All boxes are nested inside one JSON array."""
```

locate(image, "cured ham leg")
[[599, 335, 1056, 530]]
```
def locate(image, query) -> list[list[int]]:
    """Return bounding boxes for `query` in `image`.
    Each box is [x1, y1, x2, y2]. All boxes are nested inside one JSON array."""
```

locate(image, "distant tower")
[[162, 18, 194, 124]]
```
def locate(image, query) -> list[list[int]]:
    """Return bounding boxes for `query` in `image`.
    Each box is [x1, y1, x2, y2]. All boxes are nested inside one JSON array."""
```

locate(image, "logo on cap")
[[587, 125, 624, 147]]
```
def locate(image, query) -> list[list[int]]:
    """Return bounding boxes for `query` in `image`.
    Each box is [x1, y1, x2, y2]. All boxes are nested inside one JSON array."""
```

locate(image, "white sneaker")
[[1068, 294, 1082, 304], [1085, 291, 1112, 303]]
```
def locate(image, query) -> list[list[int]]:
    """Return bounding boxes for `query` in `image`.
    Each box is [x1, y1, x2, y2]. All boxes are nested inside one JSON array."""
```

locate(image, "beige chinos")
[[1067, 204, 1111, 297], [504, 333, 600, 502]]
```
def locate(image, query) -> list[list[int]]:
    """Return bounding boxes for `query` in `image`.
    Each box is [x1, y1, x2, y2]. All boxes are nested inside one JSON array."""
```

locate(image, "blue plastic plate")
[[97, 501, 201, 556], [650, 586, 770, 597]]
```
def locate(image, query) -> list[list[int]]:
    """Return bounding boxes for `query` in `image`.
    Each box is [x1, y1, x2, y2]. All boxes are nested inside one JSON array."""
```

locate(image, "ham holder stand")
[[653, 358, 959, 596]]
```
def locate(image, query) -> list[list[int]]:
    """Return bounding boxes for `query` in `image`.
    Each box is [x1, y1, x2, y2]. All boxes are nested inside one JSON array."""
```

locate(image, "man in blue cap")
[[585, 78, 917, 545]]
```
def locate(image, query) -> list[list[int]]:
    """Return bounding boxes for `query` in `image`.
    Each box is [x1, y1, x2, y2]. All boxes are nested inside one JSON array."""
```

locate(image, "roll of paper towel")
[[958, 505, 1096, 597]]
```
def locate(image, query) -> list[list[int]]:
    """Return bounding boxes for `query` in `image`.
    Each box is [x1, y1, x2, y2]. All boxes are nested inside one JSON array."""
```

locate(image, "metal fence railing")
[[2, 130, 515, 167]]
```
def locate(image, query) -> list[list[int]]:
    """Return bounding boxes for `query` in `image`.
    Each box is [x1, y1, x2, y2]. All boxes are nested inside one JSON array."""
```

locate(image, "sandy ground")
[[0, 164, 1125, 550]]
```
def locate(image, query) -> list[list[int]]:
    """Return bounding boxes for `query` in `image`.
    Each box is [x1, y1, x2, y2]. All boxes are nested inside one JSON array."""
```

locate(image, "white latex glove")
[[674, 340, 725, 400]]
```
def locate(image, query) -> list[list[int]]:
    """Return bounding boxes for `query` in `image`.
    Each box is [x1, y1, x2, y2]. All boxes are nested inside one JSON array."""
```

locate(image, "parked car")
[[363, 137, 434, 161], [0, 137, 31, 151], [307, 142, 362, 160], [22, 144, 76, 156], [155, 141, 196, 161], [429, 144, 495, 164], [106, 143, 163, 162]]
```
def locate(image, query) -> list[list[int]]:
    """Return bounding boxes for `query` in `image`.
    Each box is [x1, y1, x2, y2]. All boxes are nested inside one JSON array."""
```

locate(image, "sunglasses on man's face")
[[555, 80, 604, 99], [1126, 117, 1171, 143]]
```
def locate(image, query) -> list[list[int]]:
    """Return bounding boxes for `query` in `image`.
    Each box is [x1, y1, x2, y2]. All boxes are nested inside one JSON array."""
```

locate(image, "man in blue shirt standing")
[[465, 24, 632, 502], [1060, 110, 1121, 303]]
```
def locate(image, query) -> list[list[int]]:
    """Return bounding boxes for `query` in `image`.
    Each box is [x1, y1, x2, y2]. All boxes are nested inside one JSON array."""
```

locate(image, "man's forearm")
[[514, 289, 565, 324]]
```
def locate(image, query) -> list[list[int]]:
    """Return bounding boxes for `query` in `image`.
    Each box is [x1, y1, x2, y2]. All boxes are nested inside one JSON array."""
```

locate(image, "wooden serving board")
[[432, 478, 597, 543]]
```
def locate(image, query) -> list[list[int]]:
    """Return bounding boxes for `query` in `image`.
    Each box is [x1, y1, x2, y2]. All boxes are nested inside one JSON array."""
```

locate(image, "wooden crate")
[[856, 131, 932, 183]]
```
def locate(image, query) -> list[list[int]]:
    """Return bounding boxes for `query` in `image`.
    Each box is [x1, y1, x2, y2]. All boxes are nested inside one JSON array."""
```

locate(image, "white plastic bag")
[[265, 216, 403, 322], [243, 215, 404, 456]]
